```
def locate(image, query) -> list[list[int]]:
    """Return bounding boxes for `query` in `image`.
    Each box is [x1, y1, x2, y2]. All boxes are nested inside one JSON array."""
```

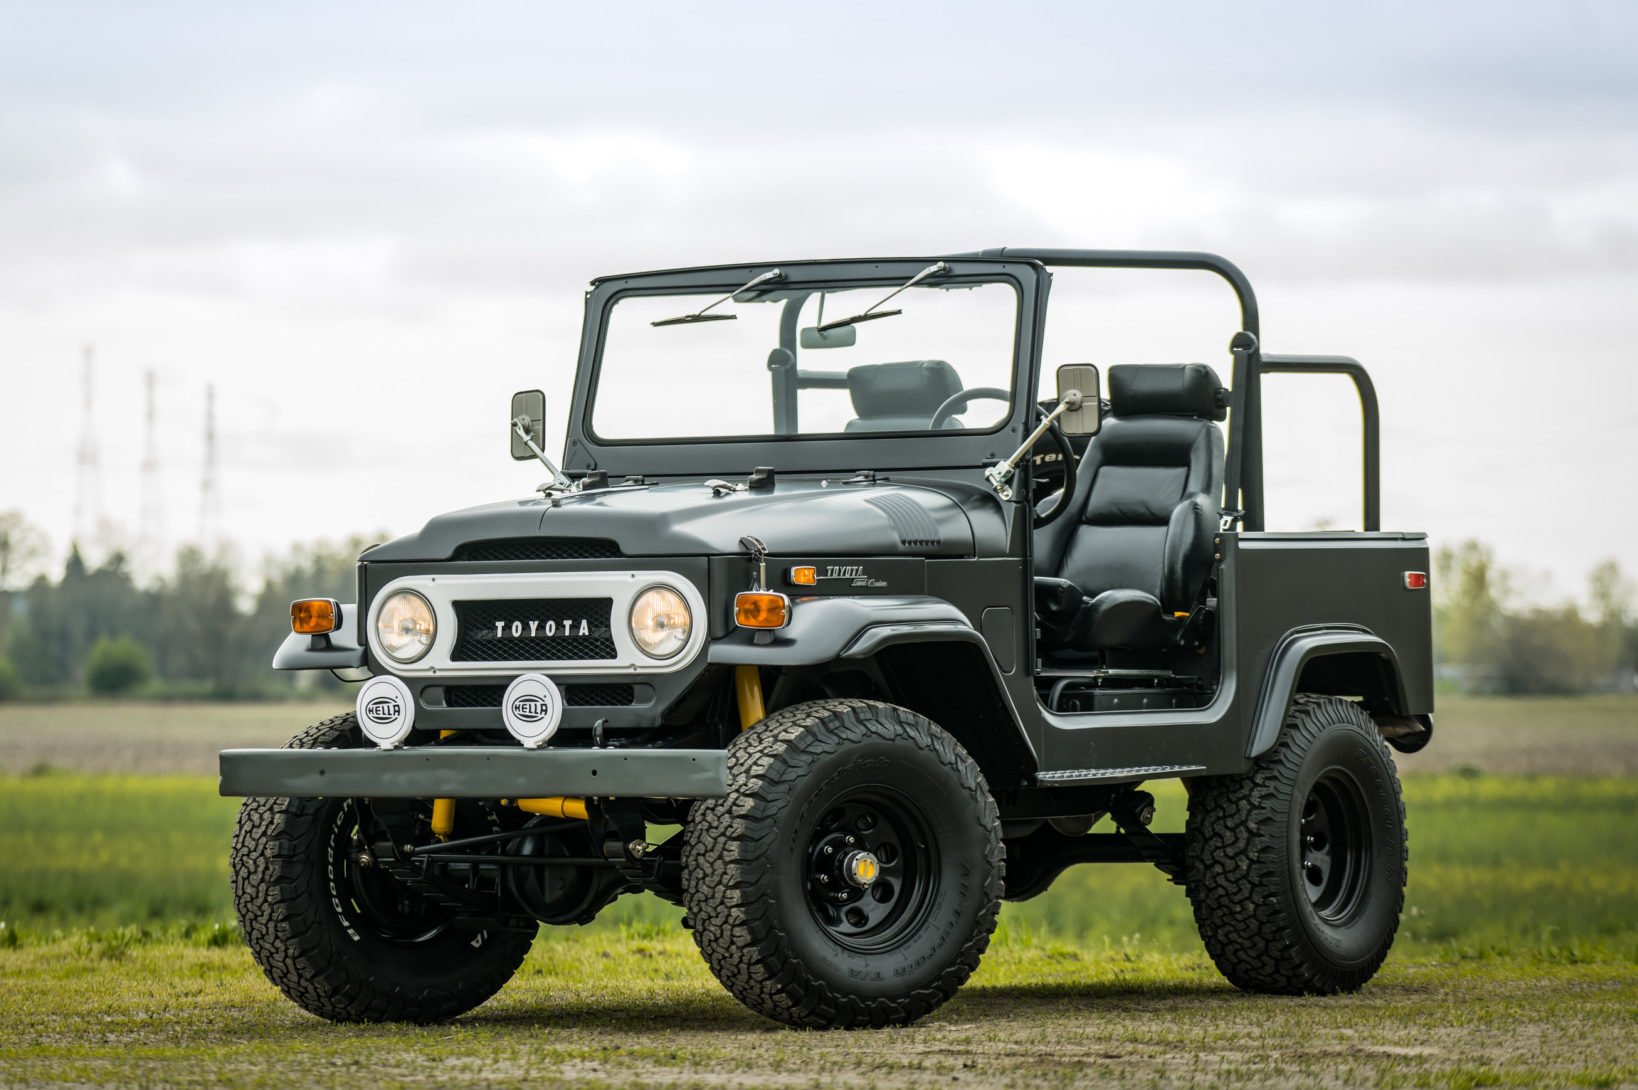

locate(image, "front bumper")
[[218, 746, 728, 799]]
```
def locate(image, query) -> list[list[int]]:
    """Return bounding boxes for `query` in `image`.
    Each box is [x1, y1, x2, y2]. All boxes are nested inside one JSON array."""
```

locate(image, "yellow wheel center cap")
[[843, 850, 880, 889]]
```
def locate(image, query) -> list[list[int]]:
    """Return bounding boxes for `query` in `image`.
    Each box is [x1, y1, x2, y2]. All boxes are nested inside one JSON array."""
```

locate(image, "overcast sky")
[[2, 1, 1635, 598]]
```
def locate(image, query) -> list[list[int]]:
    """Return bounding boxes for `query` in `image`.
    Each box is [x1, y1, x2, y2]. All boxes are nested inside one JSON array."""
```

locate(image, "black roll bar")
[[970, 248, 1271, 530], [1259, 354, 1381, 532]]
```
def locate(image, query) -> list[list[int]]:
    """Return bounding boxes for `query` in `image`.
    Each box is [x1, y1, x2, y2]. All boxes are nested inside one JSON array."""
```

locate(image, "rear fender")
[[1246, 626, 1418, 758]]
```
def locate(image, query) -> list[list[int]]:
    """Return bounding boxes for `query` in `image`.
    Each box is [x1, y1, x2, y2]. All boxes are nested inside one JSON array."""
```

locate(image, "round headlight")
[[629, 586, 691, 659], [376, 590, 436, 662]]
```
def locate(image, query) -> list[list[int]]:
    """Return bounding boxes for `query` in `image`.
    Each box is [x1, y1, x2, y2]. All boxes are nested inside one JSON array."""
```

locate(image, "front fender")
[[706, 595, 978, 666], [1246, 625, 1409, 758], [272, 605, 366, 671]]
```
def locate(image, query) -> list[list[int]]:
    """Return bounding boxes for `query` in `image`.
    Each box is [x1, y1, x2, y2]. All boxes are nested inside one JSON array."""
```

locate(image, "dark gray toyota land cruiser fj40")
[[222, 248, 1434, 1029]]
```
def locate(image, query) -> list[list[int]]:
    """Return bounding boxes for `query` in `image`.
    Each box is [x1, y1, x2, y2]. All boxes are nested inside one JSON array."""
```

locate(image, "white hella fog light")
[[502, 672, 564, 749], [355, 675, 415, 748], [630, 585, 691, 659], [377, 590, 435, 662]]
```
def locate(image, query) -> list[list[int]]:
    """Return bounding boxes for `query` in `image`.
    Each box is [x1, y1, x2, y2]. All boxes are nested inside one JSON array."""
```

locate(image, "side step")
[[1035, 763, 1205, 786]]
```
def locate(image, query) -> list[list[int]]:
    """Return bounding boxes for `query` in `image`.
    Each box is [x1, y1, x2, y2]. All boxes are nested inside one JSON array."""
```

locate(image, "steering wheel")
[[1032, 407, 1077, 528], [928, 387, 1011, 430]]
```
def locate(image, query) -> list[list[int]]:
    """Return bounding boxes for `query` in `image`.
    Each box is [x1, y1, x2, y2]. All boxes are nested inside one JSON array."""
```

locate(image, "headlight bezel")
[[628, 583, 693, 660], [375, 589, 437, 663]]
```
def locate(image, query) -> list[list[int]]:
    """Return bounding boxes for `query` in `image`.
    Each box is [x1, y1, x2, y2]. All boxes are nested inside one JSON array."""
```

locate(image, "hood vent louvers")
[[453, 538, 623, 562], [864, 493, 942, 549]]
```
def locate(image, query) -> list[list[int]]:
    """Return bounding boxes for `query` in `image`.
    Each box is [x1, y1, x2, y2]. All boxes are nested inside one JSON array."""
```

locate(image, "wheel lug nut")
[[844, 836, 857, 846], [823, 845, 834, 856], [818, 874, 830, 885]]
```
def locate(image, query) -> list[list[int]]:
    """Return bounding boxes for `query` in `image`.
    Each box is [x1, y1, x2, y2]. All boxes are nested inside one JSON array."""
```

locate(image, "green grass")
[[1, 930, 1633, 1089], [4, 696, 1635, 1086], [4, 770, 1635, 962]]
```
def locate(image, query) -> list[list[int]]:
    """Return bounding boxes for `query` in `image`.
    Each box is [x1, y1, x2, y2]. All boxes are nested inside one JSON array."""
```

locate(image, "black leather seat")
[[844, 360, 963, 432], [1034, 363, 1227, 654]]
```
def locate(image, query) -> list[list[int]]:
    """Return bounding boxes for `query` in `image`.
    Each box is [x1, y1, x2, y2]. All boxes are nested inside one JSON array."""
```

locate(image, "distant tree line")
[[0, 508, 1634, 700], [1434, 541, 1637, 695], [0, 510, 368, 700]]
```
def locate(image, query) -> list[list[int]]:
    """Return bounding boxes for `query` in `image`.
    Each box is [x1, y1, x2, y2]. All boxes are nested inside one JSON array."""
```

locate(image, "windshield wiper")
[[651, 268, 785, 327], [815, 261, 950, 332]]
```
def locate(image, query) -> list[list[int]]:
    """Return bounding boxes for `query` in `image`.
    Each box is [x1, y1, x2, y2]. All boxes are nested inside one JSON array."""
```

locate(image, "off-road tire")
[[1185, 695, 1407, 994], [683, 699, 1003, 1028], [230, 714, 535, 1022]]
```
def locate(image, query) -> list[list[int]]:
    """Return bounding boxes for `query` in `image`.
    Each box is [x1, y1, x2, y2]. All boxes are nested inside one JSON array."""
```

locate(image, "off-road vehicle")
[[223, 247, 1433, 1028]]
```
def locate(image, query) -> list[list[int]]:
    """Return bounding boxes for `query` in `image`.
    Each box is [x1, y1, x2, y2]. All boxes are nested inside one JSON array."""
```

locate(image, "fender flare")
[[706, 595, 1037, 782], [1246, 625, 1409, 758], [706, 595, 984, 666], [272, 605, 365, 671]]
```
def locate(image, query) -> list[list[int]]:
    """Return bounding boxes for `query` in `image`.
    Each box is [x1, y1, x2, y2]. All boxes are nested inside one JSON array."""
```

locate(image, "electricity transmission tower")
[[138, 369, 166, 576], [72, 345, 103, 553], [199, 383, 223, 551]]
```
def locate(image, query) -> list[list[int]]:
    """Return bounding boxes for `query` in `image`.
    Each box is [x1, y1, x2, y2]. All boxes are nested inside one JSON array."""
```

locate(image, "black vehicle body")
[[222, 246, 1435, 1028], [226, 249, 1433, 820]]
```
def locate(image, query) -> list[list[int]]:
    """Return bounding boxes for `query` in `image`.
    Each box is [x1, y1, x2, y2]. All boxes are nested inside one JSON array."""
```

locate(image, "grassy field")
[[2, 696, 1635, 1088], [4, 692, 1636, 777], [4, 771, 1635, 960]]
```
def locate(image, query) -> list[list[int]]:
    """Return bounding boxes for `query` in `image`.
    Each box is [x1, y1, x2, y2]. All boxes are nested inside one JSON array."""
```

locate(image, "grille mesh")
[[566, 684, 637, 707], [452, 538, 622, 562], [442, 683, 635, 708], [450, 598, 616, 662]]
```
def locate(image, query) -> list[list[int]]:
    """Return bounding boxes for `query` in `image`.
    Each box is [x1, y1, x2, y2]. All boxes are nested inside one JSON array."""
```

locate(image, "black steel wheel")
[[684, 699, 1003, 1029], [1298, 768, 1373, 923], [230, 714, 535, 1023], [803, 789, 937, 952], [1184, 695, 1407, 994]]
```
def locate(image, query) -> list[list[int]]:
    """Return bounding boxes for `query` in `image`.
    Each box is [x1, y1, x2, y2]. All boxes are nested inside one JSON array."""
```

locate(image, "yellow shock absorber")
[[430, 731, 458, 840], [516, 796, 589, 820], [734, 664, 765, 730]]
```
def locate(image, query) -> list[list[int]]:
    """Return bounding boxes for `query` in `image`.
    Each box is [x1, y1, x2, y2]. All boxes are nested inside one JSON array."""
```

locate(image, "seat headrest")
[[1108, 364, 1227, 421], [847, 360, 963, 419]]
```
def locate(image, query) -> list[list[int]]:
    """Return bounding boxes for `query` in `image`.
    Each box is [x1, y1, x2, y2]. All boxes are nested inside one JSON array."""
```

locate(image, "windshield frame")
[[564, 256, 1047, 478]]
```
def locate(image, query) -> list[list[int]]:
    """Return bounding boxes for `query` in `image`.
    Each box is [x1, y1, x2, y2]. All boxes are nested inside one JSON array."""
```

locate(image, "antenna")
[[72, 344, 103, 552], [138, 369, 165, 576], [199, 383, 223, 550]]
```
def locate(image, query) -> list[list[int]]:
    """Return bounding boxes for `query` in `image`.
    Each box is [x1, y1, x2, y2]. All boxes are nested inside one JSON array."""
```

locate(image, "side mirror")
[[1055, 364, 1101, 436], [510, 389, 546, 460], [799, 324, 857, 349]]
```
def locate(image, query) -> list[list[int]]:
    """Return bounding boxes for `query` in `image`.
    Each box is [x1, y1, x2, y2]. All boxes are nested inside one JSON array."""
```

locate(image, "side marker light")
[[735, 591, 791, 629], [291, 598, 341, 634]]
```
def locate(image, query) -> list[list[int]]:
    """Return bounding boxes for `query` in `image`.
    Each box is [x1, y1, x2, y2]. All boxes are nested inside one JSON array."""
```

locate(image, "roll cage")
[[565, 248, 1381, 532]]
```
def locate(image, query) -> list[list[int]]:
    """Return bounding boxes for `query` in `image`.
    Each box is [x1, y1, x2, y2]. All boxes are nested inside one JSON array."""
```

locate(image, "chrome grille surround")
[[365, 571, 706, 677]]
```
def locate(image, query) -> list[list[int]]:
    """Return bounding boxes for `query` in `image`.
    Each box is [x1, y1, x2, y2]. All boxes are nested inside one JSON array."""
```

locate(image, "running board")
[[1035, 764, 1205, 786]]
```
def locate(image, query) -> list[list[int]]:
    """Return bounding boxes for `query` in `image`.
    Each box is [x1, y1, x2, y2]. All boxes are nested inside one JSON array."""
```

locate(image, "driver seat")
[[1034, 363, 1227, 655], [844, 360, 963, 432]]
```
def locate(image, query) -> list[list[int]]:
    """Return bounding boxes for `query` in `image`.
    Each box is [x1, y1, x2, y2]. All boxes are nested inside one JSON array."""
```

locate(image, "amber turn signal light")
[[291, 598, 341, 635], [735, 591, 790, 630], [787, 565, 817, 586]]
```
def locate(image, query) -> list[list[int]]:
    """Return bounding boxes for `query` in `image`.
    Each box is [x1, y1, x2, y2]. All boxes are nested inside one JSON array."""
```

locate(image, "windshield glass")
[[591, 278, 1019, 441]]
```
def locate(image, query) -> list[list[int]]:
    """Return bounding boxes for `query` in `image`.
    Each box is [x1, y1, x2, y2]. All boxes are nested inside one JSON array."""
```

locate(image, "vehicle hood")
[[363, 480, 980, 561]]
